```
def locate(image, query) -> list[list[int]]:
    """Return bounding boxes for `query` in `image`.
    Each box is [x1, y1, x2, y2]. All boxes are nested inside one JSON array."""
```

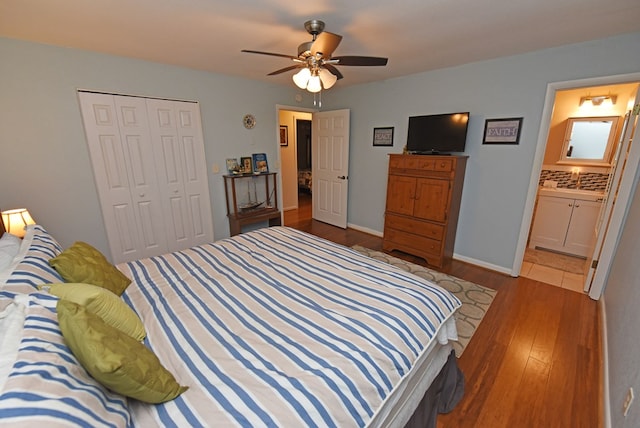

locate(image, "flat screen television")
[[407, 112, 470, 154]]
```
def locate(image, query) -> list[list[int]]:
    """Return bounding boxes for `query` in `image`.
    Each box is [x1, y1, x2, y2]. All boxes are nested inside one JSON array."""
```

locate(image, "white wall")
[[0, 37, 305, 257], [321, 32, 640, 271]]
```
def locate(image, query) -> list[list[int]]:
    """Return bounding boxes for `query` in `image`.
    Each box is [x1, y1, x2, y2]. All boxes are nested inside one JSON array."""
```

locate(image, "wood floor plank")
[[283, 199, 602, 427]]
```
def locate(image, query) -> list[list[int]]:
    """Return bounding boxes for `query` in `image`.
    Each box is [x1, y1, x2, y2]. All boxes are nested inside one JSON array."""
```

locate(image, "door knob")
[[337, 175, 347, 180]]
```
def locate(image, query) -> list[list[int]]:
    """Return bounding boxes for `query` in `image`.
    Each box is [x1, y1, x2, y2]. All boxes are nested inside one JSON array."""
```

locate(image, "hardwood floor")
[[284, 193, 602, 427]]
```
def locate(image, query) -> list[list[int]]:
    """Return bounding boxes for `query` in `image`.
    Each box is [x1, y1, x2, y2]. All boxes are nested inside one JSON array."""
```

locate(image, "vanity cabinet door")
[[529, 196, 574, 251], [564, 200, 601, 257]]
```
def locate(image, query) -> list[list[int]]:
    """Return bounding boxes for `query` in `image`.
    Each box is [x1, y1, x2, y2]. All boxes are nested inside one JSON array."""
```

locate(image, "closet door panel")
[[147, 99, 213, 249], [175, 104, 214, 244], [114, 96, 168, 257], [79, 93, 144, 263]]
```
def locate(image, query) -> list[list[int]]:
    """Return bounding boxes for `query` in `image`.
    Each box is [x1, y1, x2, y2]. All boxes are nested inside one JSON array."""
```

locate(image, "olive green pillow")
[[57, 300, 188, 404], [42, 283, 145, 341], [49, 241, 131, 296]]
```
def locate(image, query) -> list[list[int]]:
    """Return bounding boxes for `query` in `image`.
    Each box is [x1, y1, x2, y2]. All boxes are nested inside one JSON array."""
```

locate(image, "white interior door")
[[80, 92, 213, 263], [312, 109, 350, 228], [586, 94, 640, 298], [79, 92, 168, 262], [146, 99, 214, 251]]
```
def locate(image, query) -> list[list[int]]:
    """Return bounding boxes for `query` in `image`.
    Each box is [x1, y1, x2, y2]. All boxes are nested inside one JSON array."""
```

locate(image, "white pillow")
[[0, 233, 22, 272]]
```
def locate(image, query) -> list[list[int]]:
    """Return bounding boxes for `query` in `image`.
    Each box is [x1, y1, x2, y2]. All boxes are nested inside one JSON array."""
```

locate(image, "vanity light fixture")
[[579, 94, 617, 108]]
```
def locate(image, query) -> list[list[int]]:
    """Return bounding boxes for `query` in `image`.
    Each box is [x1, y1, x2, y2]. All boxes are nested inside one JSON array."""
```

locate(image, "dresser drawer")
[[385, 214, 444, 240], [383, 228, 443, 259], [389, 155, 453, 172]]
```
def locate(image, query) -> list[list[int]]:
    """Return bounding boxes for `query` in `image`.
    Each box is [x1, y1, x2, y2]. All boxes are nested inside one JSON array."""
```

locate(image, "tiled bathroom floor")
[[520, 260, 586, 293]]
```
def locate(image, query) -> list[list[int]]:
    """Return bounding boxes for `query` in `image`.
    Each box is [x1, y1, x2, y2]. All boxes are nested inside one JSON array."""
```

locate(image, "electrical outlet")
[[623, 387, 634, 417]]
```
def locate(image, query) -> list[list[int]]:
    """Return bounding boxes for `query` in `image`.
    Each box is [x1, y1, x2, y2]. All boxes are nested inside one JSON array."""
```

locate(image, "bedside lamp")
[[1, 208, 35, 238]]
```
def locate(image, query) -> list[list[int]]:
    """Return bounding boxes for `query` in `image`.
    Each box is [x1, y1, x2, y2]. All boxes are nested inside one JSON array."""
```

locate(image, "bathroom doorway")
[[517, 75, 640, 299]]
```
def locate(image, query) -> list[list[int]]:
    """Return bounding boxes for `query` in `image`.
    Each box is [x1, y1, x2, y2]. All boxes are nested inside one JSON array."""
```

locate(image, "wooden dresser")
[[383, 154, 467, 268]]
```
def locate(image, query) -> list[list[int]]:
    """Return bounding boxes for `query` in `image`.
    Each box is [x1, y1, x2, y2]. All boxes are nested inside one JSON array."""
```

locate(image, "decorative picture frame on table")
[[252, 153, 269, 173], [240, 156, 253, 174], [373, 127, 394, 146], [482, 118, 523, 145], [225, 158, 240, 174], [279, 125, 288, 146]]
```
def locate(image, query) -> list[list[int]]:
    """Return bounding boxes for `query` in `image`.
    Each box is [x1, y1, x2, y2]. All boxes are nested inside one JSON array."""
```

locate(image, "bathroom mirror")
[[559, 116, 619, 165]]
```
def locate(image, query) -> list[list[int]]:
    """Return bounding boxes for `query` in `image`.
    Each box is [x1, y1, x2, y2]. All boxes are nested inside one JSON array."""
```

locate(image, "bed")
[[0, 223, 463, 427]]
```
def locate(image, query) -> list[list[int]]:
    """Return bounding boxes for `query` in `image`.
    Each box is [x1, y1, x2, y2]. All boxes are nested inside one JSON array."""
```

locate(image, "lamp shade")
[[306, 75, 322, 93], [292, 68, 311, 89], [318, 68, 337, 89], [1, 208, 35, 238]]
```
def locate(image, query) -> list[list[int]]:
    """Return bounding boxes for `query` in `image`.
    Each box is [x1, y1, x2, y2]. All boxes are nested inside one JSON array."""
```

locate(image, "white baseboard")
[[346, 224, 513, 274], [453, 253, 512, 275], [347, 223, 384, 237], [600, 299, 611, 428]]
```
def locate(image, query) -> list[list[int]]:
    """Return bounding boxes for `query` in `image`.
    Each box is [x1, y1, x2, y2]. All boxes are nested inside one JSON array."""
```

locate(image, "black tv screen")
[[407, 112, 469, 154]]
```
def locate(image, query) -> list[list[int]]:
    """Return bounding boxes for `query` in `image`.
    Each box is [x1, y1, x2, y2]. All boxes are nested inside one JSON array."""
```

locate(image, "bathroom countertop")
[[539, 187, 605, 201]]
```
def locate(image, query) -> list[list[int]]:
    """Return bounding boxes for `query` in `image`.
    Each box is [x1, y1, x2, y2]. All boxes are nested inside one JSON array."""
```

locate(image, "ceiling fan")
[[241, 20, 388, 93]]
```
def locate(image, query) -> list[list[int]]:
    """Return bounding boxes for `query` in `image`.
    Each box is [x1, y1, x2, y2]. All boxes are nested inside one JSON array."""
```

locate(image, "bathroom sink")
[[539, 187, 605, 201]]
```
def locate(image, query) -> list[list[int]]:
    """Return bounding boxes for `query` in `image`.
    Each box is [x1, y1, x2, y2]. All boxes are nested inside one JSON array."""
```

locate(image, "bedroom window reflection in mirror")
[[559, 116, 619, 166]]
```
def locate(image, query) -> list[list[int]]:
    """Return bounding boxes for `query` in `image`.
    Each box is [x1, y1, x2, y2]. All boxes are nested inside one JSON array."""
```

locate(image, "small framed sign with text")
[[483, 118, 523, 145], [373, 127, 394, 146]]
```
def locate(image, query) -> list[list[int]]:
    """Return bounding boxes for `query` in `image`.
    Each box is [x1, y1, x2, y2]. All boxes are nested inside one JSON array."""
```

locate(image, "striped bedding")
[[119, 227, 461, 427], [0, 293, 131, 427]]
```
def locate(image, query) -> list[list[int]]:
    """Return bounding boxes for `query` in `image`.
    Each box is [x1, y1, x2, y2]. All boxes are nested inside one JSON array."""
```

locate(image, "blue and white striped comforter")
[[119, 227, 460, 427]]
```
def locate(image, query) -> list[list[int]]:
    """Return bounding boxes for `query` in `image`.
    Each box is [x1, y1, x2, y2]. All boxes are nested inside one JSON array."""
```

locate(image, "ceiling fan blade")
[[241, 49, 298, 60], [333, 56, 388, 66], [322, 64, 344, 80], [311, 32, 343, 57], [267, 64, 303, 76]]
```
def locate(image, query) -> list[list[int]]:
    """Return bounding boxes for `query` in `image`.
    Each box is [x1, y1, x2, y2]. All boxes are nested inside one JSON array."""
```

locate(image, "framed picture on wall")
[[483, 118, 523, 145], [373, 127, 394, 146], [279, 125, 288, 146]]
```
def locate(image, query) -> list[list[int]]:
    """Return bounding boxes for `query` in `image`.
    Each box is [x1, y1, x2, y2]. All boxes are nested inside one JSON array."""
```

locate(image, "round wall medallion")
[[243, 114, 256, 129]]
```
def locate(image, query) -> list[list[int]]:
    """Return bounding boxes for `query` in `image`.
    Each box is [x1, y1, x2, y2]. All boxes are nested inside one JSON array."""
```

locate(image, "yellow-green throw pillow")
[[57, 300, 187, 404], [49, 241, 131, 296], [42, 283, 145, 341]]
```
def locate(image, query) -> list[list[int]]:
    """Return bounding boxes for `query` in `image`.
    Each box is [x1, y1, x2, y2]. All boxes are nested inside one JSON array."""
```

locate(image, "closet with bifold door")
[[78, 91, 214, 264]]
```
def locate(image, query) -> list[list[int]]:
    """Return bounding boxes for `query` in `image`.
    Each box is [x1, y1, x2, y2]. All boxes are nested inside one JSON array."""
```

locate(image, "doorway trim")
[[513, 72, 640, 288]]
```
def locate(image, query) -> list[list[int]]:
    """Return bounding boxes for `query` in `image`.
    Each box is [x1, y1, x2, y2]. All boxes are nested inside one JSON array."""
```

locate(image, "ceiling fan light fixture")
[[307, 75, 322, 93], [318, 68, 337, 89], [293, 68, 311, 89]]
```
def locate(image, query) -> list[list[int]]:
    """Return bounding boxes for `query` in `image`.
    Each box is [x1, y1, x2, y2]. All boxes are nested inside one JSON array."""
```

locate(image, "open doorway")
[[517, 77, 640, 298], [278, 108, 313, 226]]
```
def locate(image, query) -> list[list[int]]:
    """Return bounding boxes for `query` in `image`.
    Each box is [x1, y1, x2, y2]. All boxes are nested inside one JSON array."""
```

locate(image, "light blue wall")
[[2, 32, 640, 427], [322, 32, 640, 271], [0, 37, 304, 256], [603, 167, 640, 428]]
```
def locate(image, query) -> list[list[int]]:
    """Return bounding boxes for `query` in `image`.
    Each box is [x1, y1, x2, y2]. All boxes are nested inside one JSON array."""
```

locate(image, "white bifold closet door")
[[79, 92, 214, 263]]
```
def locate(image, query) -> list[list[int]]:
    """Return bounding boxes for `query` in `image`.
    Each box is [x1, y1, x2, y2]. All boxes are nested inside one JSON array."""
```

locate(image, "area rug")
[[352, 245, 496, 357], [524, 247, 585, 274]]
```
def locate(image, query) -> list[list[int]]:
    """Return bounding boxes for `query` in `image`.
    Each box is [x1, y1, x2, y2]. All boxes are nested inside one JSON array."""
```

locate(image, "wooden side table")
[[223, 172, 281, 236]]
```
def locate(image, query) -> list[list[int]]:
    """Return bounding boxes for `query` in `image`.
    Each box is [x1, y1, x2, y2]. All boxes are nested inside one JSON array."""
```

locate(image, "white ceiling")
[[2, 0, 639, 88]]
